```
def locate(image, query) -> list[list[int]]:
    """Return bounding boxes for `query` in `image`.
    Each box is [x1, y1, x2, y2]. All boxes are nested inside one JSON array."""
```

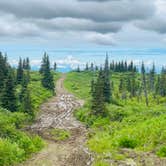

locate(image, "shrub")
[[0, 139, 25, 166], [157, 146, 166, 157], [50, 129, 70, 141], [118, 137, 138, 149]]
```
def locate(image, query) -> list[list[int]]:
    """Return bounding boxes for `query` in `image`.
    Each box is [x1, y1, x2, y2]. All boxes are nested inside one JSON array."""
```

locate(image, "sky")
[[0, 0, 166, 71]]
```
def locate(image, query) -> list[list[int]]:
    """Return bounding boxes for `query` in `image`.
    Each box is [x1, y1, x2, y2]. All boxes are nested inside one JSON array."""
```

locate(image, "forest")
[[0, 52, 57, 165], [0, 52, 166, 166]]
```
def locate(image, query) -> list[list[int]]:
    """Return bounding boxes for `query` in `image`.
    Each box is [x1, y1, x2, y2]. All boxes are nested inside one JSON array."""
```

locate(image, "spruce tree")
[[95, 65, 99, 71], [25, 57, 31, 70], [54, 62, 57, 71], [0, 52, 9, 92], [1, 71, 17, 112], [40, 53, 55, 93], [91, 68, 106, 117], [160, 67, 166, 96], [85, 63, 89, 71], [90, 63, 94, 71], [23, 59, 26, 69], [103, 55, 111, 103], [16, 58, 23, 84], [76, 65, 80, 72], [149, 63, 155, 92], [141, 62, 149, 106]]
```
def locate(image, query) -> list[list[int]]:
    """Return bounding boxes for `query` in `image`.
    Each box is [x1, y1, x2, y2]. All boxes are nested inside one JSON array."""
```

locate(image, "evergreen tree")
[[130, 70, 137, 97], [23, 59, 26, 69], [16, 58, 24, 84], [40, 53, 55, 93], [85, 63, 89, 71], [103, 55, 111, 103], [141, 62, 149, 106], [91, 68, 106, 117], [149, 63, 155, 92], [25, 57, 31, 70], [18, 72, 33, 116], [1, 71, 17, 112], [0, 52, 10, 92], [95, 65, 99, 71], [39, 52, 47, 74], [76, 65, 80, 72], [160, 67, 166, 96], [54, 62, 57, 71], [90, 63, 94, 71]]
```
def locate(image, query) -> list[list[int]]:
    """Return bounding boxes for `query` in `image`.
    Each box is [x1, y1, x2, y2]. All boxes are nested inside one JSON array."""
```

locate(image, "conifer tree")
[[91, 68, 106, 117], [54, 62, 57, 71], [25, 57, 31, 70], [160, 67, 166, 96], [23, 59, 26, 69], [141, 62, 149, 106], [95, 65, 99, 71], [19, 72, 33, 116], [76, 65, 80, 72], [149, 63, 155, 92], [1, 71, 17, 112], [85, 63, 89, 71], [40, 53, 55, 93], [90, 63, 94, 71], [17, 58, 24, 84], [103, 55, 111, 103], [0, 52, 10, 92]]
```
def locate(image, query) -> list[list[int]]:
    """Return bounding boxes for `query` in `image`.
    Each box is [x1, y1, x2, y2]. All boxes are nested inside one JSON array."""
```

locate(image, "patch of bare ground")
[[102, 148, 166, 166], [19, 74, 93, 166]]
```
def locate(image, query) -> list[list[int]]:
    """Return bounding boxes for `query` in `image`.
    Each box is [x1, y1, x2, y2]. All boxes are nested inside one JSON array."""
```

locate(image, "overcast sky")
[[0, 0, 166, 69]]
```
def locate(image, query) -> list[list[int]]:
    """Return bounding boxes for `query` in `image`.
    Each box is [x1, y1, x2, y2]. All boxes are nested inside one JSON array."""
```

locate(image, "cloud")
[[135, 0, 166, 34], [86, 33, 115, 45], [0, 0, 155, 22], [0, 0, 165, 46], [0, 12, 40, 37], [35, 17, 122, 34]]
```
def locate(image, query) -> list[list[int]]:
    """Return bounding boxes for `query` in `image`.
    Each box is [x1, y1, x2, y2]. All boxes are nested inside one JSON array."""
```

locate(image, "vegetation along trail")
[[20, 74, 93, 166]]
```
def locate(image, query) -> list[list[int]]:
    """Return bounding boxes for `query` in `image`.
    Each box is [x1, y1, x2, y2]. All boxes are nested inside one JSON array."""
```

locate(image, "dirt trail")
[[20, 74, 93, 166]]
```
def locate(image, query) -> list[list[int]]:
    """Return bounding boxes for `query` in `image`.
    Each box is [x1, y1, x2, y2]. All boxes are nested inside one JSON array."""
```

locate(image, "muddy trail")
[[20, 74, 93, 166]]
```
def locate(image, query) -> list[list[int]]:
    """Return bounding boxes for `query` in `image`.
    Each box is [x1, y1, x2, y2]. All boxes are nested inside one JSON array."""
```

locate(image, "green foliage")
[[0, 108, 44, 166], [16, 58, 24, 84], [1, 71, 18, 112], [0, 138, 25, 166], [49, 128, 70, 141], [65, 70, 166, 162], [40, 53, 55, 93], [118, 137, 139, 149], [157, 146, 166, 157]]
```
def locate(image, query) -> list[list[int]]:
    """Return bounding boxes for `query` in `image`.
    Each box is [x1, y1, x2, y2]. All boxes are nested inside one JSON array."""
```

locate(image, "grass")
[[0, 71, 60, 166], [49, 128, 70, 141], [65, 71, 166, 165]]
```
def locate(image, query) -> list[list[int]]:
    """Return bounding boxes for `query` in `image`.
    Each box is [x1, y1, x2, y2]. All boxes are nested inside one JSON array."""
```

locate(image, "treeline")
[[0, 52, 55, 116], [80, 60, 137, 72], [89, 56, 166, 116]]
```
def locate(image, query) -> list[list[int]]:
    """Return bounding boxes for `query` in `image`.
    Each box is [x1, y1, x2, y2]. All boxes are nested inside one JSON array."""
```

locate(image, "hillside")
[[64, 71, 166, 166]]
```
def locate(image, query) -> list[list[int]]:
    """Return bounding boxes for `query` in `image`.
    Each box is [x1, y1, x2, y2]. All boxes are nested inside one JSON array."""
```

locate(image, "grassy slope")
[[0, 71, 60, 166], [65, 71, 166, 165]]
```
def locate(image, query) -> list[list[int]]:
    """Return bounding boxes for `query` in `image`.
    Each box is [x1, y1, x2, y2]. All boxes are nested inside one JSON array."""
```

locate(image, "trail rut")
[[20, 74, 93, 166]]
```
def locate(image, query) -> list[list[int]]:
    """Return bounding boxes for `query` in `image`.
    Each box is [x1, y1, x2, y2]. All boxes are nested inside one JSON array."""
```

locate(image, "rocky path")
[[20, 74, 93, 166]]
